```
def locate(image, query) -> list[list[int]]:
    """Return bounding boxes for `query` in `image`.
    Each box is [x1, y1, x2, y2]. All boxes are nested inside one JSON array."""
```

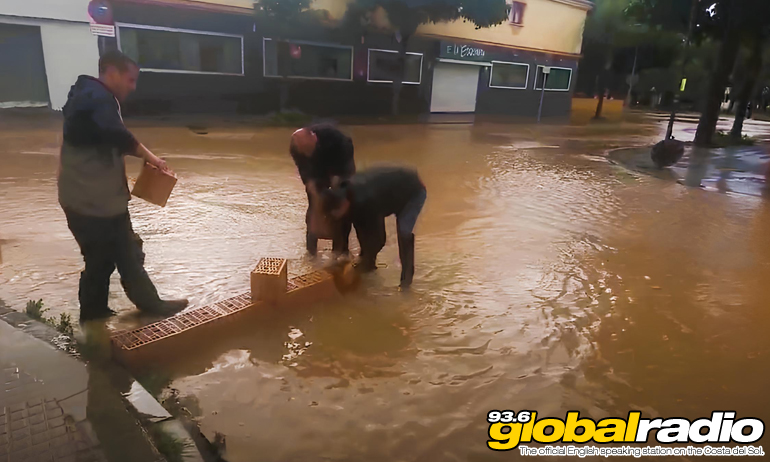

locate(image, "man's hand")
[[146, 153, 169, 172], [137, 144, 172, 173]]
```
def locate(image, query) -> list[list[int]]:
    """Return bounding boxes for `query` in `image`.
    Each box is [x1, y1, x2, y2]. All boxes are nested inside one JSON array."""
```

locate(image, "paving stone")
[[48, 434, 71, 449], [45, 408, 63, 419], [10, 419, 26, 432], [10, 434, 31, 451], [27, 406, 44, 417], [32, 430, 51, 445], [46, 417, 65, 430], [10, 411, 26, 422], [10, 446, 34, 461], [55, 455, 75, 462], [47, 427, 67, 440], [11, 427, 28, 441], [29, 422, 47, 436], [0, 442, 8, 456], [28, 414, 44, 426], [0, 423, 7, 436], [44, 402, 58, 412], [8, 404, 24, 414], [53, 442, 76, 458]]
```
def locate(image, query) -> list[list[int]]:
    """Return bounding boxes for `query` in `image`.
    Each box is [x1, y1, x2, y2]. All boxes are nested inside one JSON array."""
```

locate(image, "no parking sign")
[[88, 0, 115, 37]]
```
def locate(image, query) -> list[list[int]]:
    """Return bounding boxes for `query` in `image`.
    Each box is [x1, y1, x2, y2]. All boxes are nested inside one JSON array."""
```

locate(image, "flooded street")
[[1, 115, 769, 460]]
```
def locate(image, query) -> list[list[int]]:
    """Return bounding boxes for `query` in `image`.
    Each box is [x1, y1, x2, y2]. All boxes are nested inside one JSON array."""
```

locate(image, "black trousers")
[[64, 210, 161, 317], [305, 189, 351, 254]]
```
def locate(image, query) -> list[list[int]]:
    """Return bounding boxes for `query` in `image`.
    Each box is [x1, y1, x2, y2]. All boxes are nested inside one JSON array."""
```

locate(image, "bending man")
[[290, 124, 356, 256]]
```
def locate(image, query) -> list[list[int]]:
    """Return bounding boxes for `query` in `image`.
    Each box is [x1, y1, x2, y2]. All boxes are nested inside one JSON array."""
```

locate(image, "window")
[[263, 38, 353, 81], [368, 49, 423, 84], [117, 24, 243, 75], [534, 66, 572, 91], [509, 1, 526, 25], [489, 61, 529, 89]]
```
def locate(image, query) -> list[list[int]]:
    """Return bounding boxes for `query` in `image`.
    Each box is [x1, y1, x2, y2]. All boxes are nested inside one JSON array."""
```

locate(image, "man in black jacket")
[[58, 50, 188, 323], [290, 124, 356, 256], [320, 166, 427, 288]]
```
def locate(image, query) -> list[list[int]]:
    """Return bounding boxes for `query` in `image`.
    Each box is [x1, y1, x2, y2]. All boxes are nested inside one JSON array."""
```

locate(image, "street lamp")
[[665, 0, 700, 139], [537, 66, 550, 123]]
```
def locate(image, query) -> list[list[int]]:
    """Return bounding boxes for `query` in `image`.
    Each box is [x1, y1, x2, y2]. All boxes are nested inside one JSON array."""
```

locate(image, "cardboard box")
[[131, 163, 177, 207], [308, 206, 335, 240]]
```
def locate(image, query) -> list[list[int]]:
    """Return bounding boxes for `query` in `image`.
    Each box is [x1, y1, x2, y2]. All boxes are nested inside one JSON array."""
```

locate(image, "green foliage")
[[349, 0, 508, 37], [266, 110, 313, 127], [150, 427, 185, 462], [138, 372, 173, 399], [713, 131, 756, 147], [255, 0, 312, 21], [25, 299, 47, 320], [54, 313, 74, 337], [25, 299, 74, 337]]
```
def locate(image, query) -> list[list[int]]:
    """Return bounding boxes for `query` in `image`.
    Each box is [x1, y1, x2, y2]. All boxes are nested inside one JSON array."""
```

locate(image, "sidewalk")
[[608, 143, 770, 197], [0, 307, 165, 462]]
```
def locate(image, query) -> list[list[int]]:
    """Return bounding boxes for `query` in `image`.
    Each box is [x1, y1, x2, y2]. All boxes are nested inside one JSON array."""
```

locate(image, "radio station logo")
[[487, 410, 764, 452]]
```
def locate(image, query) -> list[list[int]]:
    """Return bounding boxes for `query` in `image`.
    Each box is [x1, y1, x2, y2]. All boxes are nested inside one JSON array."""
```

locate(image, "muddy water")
[[1, 118, 769, 461]]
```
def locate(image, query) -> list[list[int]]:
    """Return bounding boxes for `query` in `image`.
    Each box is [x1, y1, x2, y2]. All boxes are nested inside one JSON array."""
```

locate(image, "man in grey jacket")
[[58, 50, 188, 323]]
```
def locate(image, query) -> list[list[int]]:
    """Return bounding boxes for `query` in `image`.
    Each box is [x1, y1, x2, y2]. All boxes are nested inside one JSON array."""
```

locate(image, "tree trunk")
[[593, 50, 612, 120], [694, 3, 742, 147], [730, 38, 763, 139], [594, 91, 605, 119], [280, 81, 290, 112], [391, 34, 410, 117]]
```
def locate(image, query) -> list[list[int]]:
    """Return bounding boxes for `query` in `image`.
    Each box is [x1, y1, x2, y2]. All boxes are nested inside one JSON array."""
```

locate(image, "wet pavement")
[[0, 315, 158, 462], [1, 112, 770, 460]]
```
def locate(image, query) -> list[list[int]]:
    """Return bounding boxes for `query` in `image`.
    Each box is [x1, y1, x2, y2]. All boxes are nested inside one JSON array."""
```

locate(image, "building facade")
[[1, 0, 592, 118], [0, 0, 100, 110]]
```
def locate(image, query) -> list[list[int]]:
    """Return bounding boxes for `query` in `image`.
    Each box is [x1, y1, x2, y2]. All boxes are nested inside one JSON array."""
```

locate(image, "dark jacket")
[[58, 75, 139, 217], [346, 166, 425, 218], [326, 166, 425, 257], [291, 124, 355, 188]]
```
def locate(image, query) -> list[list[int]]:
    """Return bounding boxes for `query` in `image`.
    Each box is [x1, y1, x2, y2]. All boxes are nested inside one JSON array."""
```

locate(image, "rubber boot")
[[398, 233, 415, 289], [355, 255, 378, 273], [306, 232, 318, 257]]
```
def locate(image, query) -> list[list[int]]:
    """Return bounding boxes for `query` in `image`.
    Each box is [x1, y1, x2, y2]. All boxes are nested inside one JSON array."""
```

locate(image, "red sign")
[[88, 0, 114, 25]]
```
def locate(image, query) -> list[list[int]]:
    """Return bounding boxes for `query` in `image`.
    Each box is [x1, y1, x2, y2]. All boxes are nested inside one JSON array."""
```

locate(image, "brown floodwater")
[[1, 114, 769, 461]]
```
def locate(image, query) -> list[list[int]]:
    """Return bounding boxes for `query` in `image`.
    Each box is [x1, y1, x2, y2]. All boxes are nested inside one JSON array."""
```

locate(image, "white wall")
[[0, 0, 92, 23], [0, 15, 99, 110], [40, 22, 100, 110]]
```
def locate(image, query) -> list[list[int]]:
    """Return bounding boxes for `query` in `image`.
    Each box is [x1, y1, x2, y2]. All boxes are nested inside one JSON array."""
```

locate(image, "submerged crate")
[[131, 163, 178, 207], [251, 258, 288, 303]]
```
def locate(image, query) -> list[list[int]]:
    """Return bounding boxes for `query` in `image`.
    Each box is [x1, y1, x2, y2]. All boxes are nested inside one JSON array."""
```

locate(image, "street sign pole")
[[537, 67, 550, 123]]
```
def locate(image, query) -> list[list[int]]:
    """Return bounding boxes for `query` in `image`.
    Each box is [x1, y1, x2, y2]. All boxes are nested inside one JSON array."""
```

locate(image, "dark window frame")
[[534, 65, 573, 91], [116, 23, 244, 76], [262, 37, 354, 81], [489, 61, 530, 90], [367, 49, 424, 85]]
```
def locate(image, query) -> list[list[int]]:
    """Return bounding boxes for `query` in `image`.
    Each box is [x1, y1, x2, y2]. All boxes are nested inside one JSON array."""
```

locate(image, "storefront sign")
[[440, 42, 488, 62], [90, 23, 115, 37]]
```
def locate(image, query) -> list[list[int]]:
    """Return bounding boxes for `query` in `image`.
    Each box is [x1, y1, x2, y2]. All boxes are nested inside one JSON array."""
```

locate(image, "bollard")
[[250, 258, 288, 303]]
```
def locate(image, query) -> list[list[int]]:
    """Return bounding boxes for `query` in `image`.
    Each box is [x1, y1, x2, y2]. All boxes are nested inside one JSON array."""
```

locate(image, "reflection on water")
[[1, 120, 769, 460]]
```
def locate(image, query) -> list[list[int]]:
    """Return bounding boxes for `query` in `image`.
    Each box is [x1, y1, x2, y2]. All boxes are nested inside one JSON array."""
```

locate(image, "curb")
[[0, 301, 210, 462]]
